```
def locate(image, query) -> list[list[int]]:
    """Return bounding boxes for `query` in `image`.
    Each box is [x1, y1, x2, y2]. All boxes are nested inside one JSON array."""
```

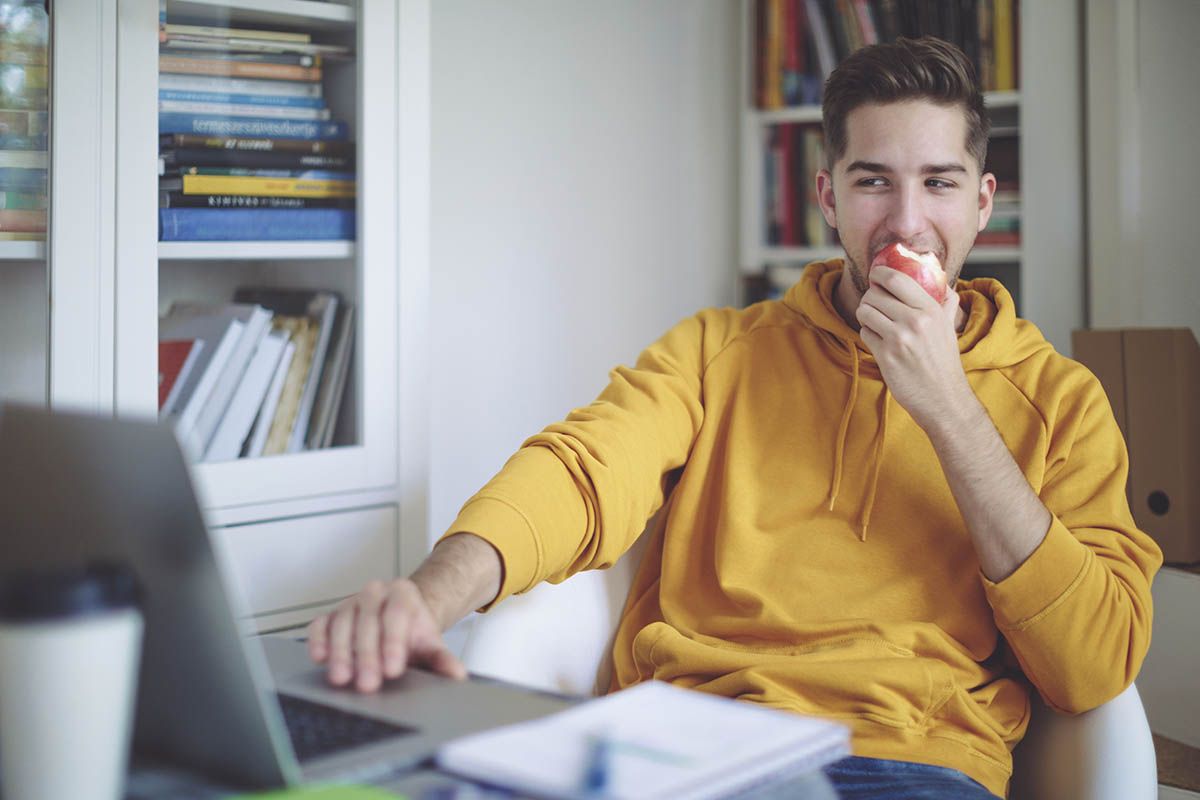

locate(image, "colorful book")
[[168, 302, 274, 459], [158, 72, 323, 98], [159, 192, 354, 210], [307, 303, 354, 449], [204, 328, 289, 462], [163, 36, 350, 58], [158, 338, 204, 413], [244, 335, 296, 459], [158, 100, 331, 121], [158, 311, 244, 458], [159, 89, 325, 109], [159, 133, 351, 155], [158, 208, 356, 241], [163, 23, 312, 44], [0, 209, 46, 232], [232, 288, 340, 454], [159, 147, 351, 172], [157, 113, 348, 141], [0, 192, 47, 210], [159, 55, 321, 82], [165, 174, 354, 197]]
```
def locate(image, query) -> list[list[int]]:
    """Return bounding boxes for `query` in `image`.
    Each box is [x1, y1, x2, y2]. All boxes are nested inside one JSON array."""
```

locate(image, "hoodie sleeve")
[[980, 370, 1163, 714], [440, 310, 729, 609]]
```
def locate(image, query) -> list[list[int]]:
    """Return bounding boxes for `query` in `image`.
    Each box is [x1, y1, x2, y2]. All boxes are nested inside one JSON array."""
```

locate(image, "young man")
[[308, 38, 1161, 799]]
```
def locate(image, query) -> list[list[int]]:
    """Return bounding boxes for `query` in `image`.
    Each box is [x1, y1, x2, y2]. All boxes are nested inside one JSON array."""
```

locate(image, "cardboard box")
[[1071, 328, 1200, 564]]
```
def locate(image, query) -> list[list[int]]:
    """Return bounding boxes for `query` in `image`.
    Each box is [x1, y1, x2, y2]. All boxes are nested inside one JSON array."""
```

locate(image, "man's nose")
[[885, 184, 928, 241]]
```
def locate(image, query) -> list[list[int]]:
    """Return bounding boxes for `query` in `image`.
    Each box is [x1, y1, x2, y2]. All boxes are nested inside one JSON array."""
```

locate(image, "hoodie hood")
[[781, 259, 1054, 540]]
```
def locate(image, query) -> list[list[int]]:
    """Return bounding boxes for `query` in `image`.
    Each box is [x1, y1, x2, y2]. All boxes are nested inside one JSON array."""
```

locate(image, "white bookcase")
[[0, 0, 431, 632], [738, 1, 1085, 355]]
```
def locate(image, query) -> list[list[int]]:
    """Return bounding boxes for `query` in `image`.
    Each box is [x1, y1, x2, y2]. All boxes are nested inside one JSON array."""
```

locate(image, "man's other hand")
[[306, 578, 468, 693]]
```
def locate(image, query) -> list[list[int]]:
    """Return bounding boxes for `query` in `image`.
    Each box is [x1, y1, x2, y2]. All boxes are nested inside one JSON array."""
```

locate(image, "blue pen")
[[582, 732, 612, 797]]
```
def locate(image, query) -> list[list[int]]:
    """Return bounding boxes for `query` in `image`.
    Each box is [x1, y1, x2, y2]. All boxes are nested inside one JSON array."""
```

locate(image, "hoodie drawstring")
[[859, 387, 890, 542], [826, 342, 889, 542], [827, 344, 859, 514]]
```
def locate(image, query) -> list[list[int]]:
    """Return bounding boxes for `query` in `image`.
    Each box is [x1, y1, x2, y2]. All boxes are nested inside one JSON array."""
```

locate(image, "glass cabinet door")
[[154, 0, 363, 465], [118, 0, 401, 511], [0, 1, 49, 407]]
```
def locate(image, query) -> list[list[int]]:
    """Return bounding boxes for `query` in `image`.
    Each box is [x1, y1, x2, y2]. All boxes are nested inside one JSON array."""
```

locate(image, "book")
[[158, 208, 356, 241], [436, 681, 850, 800], [160, 48, 320, 68], [233, 287, 340, 454], [159, 89, 326, 110], [160, 173, 354, 197], [159, 55, 321, 82], [158, 311, 245, 458], [166, 302, 274, 459], [159, 133, 351, 156], [204, 328, 289, 462], [159, 192, 355, 210], [306, 302, 354, 449], [157, 113, 348, 141], [260, 316, 317, 456], [164, 167, 353, 182], [163, 36, 351, 58], [0, 209, 46, 232], [163, 23, 313, 44], [158, 100, 332, 121], [0, 150, 47, 169], [158, 73, 324, 99], [158, 338, 204, 413], [0, 168, 46, 192], [159, 147, 352, 172], [244, 336, 296, 459], [0, 191, 45, 210]]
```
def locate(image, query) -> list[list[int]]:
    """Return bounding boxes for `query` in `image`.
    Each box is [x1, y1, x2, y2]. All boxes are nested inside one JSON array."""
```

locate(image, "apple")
[[871, 243, 947, 302]]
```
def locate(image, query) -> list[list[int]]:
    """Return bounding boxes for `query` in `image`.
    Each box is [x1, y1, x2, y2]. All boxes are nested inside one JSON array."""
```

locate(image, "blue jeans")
[[822, 756, 1001, 799]]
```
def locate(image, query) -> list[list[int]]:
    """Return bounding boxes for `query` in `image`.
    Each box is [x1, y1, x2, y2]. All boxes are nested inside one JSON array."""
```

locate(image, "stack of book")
[[979, 127, 1019, 246], [157, 11, 356, 241], [158, 288, 355, 463], [754, 0, 1020, 108], [765, 122, 839, 248], [0, 3, 48, 243]]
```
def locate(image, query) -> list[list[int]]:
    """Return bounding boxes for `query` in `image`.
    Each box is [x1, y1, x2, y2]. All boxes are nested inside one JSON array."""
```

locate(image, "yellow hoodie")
[[445, 259, 1162, 797]]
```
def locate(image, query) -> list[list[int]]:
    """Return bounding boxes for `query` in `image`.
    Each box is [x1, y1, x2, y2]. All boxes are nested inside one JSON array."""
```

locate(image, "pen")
[[581, 732, 611, 797]]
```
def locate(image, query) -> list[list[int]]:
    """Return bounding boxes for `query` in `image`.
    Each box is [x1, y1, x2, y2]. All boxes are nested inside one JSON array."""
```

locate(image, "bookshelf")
[[0, 0, 431, 633], [738, 1, 1085, 355]]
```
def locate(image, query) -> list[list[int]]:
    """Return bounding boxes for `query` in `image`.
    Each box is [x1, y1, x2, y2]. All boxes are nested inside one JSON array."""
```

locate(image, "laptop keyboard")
[[276, 693, 417, 762]]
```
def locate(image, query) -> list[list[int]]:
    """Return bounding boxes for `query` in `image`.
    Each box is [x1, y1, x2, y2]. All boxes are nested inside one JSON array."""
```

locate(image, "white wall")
[[428, 1, 739, 545], [1086, 0, 1200, 336]]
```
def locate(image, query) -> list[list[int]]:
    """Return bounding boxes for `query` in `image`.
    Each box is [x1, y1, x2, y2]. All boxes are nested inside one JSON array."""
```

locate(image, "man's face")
[[816, 100, 995, 299]]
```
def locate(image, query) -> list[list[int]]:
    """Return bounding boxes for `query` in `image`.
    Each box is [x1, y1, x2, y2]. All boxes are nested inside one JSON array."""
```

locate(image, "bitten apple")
[[871, 243, 947, 302]]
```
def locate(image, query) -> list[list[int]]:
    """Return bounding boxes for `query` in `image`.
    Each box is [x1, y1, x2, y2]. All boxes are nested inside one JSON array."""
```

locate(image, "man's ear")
[[816, 168, 837, 229], [976, 171, 997, 232]]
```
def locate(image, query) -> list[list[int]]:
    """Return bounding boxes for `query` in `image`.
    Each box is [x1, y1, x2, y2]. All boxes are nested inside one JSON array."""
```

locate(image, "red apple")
[[871, 243, 947, 302]]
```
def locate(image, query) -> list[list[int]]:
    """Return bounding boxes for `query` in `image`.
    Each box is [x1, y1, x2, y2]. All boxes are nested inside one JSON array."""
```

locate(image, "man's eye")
[[858, 178, 887, 187], [927, 179, 955, 189]]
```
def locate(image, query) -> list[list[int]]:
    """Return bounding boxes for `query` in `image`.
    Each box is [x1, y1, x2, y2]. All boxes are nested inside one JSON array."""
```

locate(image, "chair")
[[460, 534, 1158, 800]]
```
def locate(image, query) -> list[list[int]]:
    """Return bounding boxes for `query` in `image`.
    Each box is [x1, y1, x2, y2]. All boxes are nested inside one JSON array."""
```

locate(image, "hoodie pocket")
[[632, 622, 956, 730]]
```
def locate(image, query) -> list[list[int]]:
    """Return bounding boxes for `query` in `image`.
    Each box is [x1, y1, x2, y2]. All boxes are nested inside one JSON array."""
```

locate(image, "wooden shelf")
[[159, 240, 354, 260], [167, 0, 355, 32]]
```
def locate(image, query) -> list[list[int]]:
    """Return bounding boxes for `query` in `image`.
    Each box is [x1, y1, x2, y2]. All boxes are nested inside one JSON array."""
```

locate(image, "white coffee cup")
[[0, 563, 143, 800]]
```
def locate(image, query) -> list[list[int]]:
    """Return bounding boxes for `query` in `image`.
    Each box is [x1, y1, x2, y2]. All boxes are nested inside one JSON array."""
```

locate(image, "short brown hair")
[[821, 37, 990, 173]]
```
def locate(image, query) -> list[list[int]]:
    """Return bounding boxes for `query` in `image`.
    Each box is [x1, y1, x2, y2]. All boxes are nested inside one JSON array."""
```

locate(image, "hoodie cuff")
[[439, 496, 542, 612], [980, 517, 1091, 630]]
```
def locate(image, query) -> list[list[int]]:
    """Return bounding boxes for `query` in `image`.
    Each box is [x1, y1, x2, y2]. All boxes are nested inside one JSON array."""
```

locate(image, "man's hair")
[[821, 36, 990, 173]]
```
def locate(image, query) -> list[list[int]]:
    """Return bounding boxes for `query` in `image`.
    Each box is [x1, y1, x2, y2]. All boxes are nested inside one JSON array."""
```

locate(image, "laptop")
[[0, 404, 572, 791]]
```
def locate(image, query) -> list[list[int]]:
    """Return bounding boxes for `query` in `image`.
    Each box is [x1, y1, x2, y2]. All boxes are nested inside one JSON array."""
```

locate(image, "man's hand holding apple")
[[855, 243, 972, 433]]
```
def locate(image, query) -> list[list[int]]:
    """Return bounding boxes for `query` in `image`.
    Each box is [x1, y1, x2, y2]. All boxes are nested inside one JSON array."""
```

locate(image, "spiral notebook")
[[436, 680, 850, 800]]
